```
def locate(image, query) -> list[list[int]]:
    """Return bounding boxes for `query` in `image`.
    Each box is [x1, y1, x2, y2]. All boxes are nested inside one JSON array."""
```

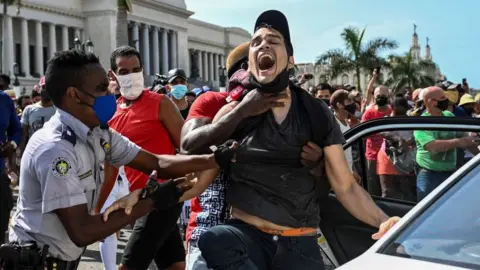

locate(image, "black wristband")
[[141, 179, 183, 210], [212, 140, 236, 169]]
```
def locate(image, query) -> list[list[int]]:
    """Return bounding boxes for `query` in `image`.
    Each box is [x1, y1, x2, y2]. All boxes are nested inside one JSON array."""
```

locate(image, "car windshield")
[[382, 158, 480, 268]]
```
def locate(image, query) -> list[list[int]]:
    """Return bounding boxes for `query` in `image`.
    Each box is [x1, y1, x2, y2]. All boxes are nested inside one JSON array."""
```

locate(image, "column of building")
[[189, 49, 226, 83], [127, 21, 181, 78], [6, 17, 81, 78]]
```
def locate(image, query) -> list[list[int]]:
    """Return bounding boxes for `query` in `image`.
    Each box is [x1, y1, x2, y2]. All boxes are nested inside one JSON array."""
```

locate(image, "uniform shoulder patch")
[[51, 157, 72, 178]]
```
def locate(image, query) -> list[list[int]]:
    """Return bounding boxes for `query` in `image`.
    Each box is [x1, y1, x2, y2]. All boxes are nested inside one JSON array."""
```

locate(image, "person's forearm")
[[179, 168, 218, 202], [74, 199, 153, 247], [155, 154, 217, 179], [181, 106, 246, 155], [336, 183, 389, 228], [425, 139, 460, 152]]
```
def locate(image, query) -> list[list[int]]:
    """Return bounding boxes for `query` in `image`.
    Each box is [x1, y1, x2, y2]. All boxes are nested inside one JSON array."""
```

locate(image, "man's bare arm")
[[127, 149, 217, 180], [56, 200, 153, 247], [179, 168, 219, 202], [180, 105, 248, 155], [159, 95, 184, 149], [324, 144, 388, 228], [180, 90, 288, 155]]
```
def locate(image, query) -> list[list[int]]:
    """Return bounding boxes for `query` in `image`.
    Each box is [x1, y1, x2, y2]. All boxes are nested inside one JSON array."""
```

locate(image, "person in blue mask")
[[168, 68, 191, 119], [5, 50, 223, 270]]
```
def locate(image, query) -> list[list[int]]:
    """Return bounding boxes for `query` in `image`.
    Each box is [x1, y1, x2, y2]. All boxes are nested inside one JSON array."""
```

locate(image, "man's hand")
[[457, 136, 478, 149], [372, 216, 401, 240], [298, 73, 313, 85], [237, 89, 288, 118], [212, 140, 239, 168], [301, 141, 322, 169], [0, 142, 16, 157], [103, 189, 143, 221]]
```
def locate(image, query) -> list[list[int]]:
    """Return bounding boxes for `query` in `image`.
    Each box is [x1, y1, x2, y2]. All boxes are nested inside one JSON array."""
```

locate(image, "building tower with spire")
[[411, 23, 421, 60], [425, 37, 432, 61]]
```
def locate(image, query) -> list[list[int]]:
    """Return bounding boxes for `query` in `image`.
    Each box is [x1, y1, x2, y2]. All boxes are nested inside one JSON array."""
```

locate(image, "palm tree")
[[384, 50, 437, 92], [315, 27, 398, 91], [116, 0, 132, 47], [2, 0, 21, 73]]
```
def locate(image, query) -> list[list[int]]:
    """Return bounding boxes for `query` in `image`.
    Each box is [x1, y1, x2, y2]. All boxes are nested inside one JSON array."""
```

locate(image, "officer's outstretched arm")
[[107, 129, 218, 179], [127, 150, 218, 179]]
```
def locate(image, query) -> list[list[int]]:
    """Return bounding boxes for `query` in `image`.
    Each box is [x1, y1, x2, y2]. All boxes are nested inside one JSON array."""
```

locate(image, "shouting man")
[[196, 10, 400, 269]]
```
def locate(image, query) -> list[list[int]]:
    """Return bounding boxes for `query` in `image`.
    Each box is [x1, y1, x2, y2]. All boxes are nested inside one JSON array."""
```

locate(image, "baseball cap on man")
[[254, 10, 293, 56], [167, 68, 187, 83], [437, 80, 461, 91]]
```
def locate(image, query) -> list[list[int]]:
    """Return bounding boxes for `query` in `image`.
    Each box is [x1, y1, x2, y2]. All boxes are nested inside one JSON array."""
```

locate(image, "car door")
[[319, 116, 480, 267]]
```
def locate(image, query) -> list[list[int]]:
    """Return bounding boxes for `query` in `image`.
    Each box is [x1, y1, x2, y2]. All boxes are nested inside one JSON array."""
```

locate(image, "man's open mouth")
[[258, 54, 276, 71]]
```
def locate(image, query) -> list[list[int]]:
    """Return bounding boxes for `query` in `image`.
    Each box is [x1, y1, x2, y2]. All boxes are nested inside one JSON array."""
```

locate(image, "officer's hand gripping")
[[103, 170, 193, 221]]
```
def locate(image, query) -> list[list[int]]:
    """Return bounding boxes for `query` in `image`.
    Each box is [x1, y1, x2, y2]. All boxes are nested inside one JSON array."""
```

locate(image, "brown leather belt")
[[258, 227, 317, 237]]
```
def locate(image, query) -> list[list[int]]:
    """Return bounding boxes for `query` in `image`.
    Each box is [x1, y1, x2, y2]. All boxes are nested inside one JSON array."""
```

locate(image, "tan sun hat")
[[226, 42, 250, 79]]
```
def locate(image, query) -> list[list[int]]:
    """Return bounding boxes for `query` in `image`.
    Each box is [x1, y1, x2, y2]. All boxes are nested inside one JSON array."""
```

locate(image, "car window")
[[380, 159, 480, 268], [347, 128, 480, 204]]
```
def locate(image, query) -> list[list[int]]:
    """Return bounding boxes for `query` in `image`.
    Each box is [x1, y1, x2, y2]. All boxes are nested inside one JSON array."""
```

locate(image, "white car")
[[318, 116, 480, 270]]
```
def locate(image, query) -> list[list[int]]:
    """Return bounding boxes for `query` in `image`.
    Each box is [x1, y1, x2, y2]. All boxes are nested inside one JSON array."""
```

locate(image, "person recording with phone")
[[4, 50, 223, 270]]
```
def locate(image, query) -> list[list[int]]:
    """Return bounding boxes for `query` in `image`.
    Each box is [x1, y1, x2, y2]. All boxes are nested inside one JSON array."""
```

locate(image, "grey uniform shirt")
[[9, 109, 140, 261]]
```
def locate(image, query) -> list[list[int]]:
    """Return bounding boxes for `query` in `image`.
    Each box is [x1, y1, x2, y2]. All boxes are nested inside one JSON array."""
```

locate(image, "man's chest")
[[73, 135, 109, 193]]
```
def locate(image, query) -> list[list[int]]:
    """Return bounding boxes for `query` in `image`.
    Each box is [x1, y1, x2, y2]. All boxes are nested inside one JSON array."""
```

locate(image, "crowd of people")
[[305, 69, 480, 203], [0, 8, 477, 270]]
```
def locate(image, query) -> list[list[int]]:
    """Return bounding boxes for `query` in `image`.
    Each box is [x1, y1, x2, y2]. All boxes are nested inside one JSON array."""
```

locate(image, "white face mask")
[[117, 72, 144, 100]]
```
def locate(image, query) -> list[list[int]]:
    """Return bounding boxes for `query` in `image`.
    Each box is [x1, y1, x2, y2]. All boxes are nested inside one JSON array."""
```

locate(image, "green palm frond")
[[314, 26, 397, 91]]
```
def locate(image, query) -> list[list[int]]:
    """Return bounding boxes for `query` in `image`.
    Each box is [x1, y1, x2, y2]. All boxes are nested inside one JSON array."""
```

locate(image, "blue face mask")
[[78, 89, 117, 126], [170, 84, 188, 100]]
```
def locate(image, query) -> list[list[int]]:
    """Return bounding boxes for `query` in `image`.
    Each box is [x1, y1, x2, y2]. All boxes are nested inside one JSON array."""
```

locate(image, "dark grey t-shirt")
[[227, 90, 345, 228]]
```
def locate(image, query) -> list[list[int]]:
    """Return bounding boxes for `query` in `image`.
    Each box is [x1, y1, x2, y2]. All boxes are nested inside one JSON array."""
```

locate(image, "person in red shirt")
[[98, 46, 186, 270], [361, 85, 392, 196]]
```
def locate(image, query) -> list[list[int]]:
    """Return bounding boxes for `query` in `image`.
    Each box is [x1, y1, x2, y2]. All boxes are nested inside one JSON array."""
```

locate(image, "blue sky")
[[185, 0, 479, 87]]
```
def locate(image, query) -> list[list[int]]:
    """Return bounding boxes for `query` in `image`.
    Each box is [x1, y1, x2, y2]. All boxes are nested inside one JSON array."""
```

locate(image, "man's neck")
[[427, 108, 443, 116], [447, 104, 454, 112], [375, 105, 390, 113], [271, 88, 291, 125], [334, 109, 347, 122], [40, 100, 53, 107], [173, 98, 188, 110]]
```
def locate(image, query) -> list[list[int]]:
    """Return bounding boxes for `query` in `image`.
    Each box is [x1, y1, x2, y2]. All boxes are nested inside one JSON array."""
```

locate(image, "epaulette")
[[61, 124, 77, 146]]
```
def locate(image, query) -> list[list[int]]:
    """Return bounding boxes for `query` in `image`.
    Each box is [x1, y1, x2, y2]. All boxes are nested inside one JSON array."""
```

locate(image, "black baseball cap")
[[254, 10, 293, 56], [437, 80, 461, 91], [167, 68, 187, 83]]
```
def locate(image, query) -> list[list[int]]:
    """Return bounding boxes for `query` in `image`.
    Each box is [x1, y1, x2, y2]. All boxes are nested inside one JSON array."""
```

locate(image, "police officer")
[[4, 50, 219, 270]]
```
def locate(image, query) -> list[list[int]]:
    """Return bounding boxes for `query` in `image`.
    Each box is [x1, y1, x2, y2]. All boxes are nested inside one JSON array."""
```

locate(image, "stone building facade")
[[0, 0, 251, 91]]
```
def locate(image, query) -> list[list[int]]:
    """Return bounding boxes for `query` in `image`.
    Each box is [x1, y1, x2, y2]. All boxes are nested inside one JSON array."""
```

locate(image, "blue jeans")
[[417, 169, 452, 201], [198, 219, 324, 270]]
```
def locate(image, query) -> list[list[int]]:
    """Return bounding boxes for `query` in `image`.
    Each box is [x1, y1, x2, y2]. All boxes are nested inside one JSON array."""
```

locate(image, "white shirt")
[[335, 115, 353, 171]]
